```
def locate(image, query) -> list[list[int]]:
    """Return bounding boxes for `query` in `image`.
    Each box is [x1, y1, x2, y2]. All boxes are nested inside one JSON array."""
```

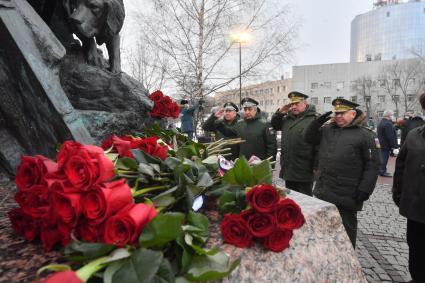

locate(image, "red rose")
[[59, 142, 115, 191], [170, 102, 181, 118], [41, 270, 83, 283], [274, 198, 305, 230], [51, 189, 81, 225], [241, 209, 275, 238], [138, 137, 168, 160], [149, 90, 164, 102], [16, 155, 58, 192], [220, 213, 252, 248], [262, 229, 293, 252], [82, 179, 133, 224], [75, 219, 102, 242], [103, 203, 157, 246], [101, 135, 143, 158], [246, 184, 280, 213], [8, 208, 40, 241], [14, 184, 50, 218], [40, 220, 72, 251]]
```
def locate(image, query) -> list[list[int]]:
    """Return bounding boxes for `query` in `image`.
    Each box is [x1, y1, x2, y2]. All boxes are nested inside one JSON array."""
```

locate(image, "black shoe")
[[379, 172, 392, 177]]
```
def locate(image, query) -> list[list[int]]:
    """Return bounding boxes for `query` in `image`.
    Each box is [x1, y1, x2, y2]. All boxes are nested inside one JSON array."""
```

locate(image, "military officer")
[[202, 102, 240, 160], [217, 97, 277, 161], [304, 98, 380, 248], [271, 91, 318, 196]]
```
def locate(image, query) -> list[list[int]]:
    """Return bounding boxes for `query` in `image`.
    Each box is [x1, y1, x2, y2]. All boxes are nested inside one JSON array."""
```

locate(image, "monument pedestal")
[[207, 191, 366, 282]]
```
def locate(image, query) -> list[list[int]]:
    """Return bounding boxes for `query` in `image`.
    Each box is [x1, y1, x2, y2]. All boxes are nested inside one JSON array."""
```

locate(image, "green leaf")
[[139, 213, 185, 248], [120, 157, 139, 171], [233, 157, 255, 186], [175, 277, 190, 283], [132, 149, 161, 165], [218, 190, 247, 214], [202, 155, 218, 165], [154, 258, 175, 283], [112, 248, 163, 283], [185, 252, 241, 281], [104, 261, 125, 283], [187, 211, 208, 234], [176, 235, 193, 273], [196, 172, 213, 187], [252, 160, 273, 184], [152, 186, 178, 207], [164, 157, 182, 170], [64, 242, 115, 262], [139, 163, 155, 177]]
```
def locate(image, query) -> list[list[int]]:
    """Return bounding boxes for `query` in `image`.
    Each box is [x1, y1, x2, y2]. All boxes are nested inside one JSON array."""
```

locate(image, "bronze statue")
[[63, 0, 125, 73]]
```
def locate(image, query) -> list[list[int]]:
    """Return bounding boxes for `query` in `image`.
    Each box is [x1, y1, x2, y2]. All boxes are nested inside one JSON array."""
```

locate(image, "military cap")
[[180, 99, 189, 105], [223, 102, 239, 112], [241, 97, 259, 108], [332, 98, 359, 113], [288, 91, 309, 103]]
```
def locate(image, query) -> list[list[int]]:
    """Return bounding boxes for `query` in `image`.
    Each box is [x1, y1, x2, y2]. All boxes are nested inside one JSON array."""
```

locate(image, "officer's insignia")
[[268, 127, 275, 134], [374, 138, 381, 149]]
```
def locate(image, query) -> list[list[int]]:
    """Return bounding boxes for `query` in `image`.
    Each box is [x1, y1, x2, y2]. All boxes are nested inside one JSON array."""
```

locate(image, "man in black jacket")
[[377, 110, 398, 177], [202, 102, 240, 160], [305, 98, 380, 248], [400, 112, 425, 146], [393, 93, 425, 283]]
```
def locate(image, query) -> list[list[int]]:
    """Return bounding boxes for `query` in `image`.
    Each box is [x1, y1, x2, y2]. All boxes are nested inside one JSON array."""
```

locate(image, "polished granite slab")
[[206, 190, 367, 283]]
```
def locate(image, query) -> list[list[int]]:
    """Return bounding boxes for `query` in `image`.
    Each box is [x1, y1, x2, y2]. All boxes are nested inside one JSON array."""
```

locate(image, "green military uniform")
[[271, 91, 318, 196], [304, 98, 380, 247], [217, 98, 277, 161], [202, 103, 240, 160]]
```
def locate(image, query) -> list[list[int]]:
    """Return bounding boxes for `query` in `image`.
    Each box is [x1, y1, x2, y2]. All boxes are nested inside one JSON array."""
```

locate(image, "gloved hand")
[[316, 111, 332, 125], [356, 191, 370, 203]]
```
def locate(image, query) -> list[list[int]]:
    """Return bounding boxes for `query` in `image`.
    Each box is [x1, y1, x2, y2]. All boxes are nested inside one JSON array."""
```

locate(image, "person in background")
[[216, 97, 277, 161], [270, 91, 318, 196], [366, 117, 375, 131], [202, 102, 240, 160], [180, 99, 202, 139], [304, 98, 380, 248], [400, 112, 425, 146], [377, 110, 398, 177], [392, 93, 425, 283]]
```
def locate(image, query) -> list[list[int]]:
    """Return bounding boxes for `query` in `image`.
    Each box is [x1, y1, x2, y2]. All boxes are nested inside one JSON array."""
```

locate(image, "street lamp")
[[231, 31, 251, 107]]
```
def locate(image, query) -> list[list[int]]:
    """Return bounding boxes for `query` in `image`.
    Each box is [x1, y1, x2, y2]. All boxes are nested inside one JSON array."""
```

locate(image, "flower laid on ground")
[[10, 127, 243, 283], [221, 184, 305, 252], [101, 135, 168, 160], [148, 90, 180, 119]]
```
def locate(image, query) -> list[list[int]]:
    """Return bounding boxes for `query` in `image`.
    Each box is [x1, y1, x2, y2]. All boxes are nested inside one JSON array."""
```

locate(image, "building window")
[[392, 95, 400, 102], [351, 96, 357, 103], [324, 97, 331, 104], [311, 97, 318, 105], [282, 86, 287, 92], [378, 95, 385, 103], [311, 82, 318, 89], [377, 111, 384, 118], [270, 88, 273, 94], [393, 79, 400, 87], [386, 11, 390, 17], [324, 82, 331, 88], [407, 94, 415, 102], [277, 86, 280, 93], [365, 96, 371, 103], [366, 54, 372, 61]]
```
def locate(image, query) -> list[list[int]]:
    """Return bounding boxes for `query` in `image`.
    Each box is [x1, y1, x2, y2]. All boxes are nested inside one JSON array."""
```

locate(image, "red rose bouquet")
[[220, 184, 305, 252], [148, 90, 180, 119]]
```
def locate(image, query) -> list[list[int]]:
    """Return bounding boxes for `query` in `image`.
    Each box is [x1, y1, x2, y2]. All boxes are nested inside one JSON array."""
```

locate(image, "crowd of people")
[[178, 92, 425, 283]]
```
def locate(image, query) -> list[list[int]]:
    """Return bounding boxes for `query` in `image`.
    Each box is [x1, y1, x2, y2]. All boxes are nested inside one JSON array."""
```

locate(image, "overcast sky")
[[123, 0, 374, 70], [286, 0, 373, 66]]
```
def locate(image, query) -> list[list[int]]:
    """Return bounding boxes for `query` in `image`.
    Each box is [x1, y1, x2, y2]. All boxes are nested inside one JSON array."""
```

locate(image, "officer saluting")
[[217, 97, 277, 161], [304, 98, 380, 248], [202, 102, 240, 160], [271, 91, 318, 196]]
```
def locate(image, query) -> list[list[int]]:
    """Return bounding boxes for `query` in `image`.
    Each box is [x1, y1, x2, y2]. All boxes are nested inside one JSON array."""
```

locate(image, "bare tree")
[[133, 0, 297, 101], [379, 59, 425, 116], [351, 76, 376, 119]]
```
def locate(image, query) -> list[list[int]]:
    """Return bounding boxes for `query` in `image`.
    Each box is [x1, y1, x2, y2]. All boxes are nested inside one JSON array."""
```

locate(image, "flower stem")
[[76, 256, 109, 282], [133, 185, 169, 197]]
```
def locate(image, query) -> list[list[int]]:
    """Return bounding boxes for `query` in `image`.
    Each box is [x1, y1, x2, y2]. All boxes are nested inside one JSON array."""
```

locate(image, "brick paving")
[[356, 156, 411, 283]]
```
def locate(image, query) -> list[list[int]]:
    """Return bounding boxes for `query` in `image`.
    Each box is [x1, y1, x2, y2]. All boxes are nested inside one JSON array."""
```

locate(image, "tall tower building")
[[351, 0, 425, 62]]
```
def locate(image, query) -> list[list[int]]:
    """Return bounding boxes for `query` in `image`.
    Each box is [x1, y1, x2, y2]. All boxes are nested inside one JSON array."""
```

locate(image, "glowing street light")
[[231, 31, 251, 107]]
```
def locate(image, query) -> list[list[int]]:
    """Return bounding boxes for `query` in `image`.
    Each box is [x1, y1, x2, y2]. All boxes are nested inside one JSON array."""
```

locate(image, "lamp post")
[[232, 31, 250, 107]]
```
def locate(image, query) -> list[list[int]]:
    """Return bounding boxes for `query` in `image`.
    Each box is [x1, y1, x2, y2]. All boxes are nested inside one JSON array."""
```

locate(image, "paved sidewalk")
[[356, 156, 411, 283]]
